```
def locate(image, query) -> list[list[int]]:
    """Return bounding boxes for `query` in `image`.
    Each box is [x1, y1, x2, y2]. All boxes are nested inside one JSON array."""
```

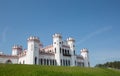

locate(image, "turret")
[[53, 33, 62, 66], [26, 36, 40, 65], [67, 37, 76, 66], [81, 48, 90, 67], [12, 45, 22, 55]]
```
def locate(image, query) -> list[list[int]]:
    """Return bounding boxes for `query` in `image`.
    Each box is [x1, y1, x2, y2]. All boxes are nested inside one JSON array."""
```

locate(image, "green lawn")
[[0, 64, 120, 76]]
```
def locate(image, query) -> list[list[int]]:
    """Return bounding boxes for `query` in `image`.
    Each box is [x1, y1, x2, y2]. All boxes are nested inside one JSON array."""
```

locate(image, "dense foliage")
[[0, 64, 120, 76], [95, 61, 120, 69]]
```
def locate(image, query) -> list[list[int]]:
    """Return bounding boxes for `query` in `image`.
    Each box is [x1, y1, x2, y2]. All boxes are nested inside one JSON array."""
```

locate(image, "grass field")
[[0, 64, 120, 76]]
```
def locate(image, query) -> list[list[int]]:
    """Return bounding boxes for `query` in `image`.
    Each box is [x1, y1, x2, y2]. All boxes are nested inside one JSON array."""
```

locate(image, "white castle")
[[0, 33, 90, 67]]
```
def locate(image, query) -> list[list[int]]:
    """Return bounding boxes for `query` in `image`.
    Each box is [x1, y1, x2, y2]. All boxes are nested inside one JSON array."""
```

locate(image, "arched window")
[[6, 59, 12, 64], [68, 50, 69, 54], [61, 59, 62, 66], [47, 59, 49, 65], [44, 59, 46, 65], [62, 49, 64, 54], [40, 59, 43, 65], [66, 60, 67, 66], [63, 60, 65, 66], [50, 59, 52, 65], [75, 61, 76, 66], [55, 48, 56, 53], [65, 50, 67, 54], [60, 48, 61, 53], [74, 50, 75, 55], [53, 60, 54, 65], [68, 60, 70, 66], [35, 57, 37, 65]]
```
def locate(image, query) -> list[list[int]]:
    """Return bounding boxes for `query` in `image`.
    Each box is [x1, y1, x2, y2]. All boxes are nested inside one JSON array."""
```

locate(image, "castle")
[[0, 33, 90, 67]]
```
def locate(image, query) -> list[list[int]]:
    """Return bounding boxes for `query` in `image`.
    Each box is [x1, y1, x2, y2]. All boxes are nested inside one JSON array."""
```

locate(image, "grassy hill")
[[0, 64, 120, 76]]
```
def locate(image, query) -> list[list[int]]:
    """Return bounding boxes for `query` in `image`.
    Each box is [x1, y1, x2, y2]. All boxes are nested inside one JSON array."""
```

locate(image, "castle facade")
[[0, 33, 90, 67]]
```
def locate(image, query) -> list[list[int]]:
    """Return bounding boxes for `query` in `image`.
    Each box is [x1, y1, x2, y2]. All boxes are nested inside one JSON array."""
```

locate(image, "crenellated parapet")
[[53, 33, 62, 38], [67, 37, 75, 42], [27, 36, 40, 43], [12, 45, 23, 55], [12, 45, 22, 50], [81, 48, 89, 53]]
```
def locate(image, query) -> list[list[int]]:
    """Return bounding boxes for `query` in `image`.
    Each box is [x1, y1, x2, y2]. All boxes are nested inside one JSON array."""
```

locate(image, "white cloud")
[[76, 26, 112, 45]]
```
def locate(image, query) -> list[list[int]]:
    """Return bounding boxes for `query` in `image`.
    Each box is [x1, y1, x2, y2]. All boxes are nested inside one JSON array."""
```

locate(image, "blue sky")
[[0, 0, 120, 66]]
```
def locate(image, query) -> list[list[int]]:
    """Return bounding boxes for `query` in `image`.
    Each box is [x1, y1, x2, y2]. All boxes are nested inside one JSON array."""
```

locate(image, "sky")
[[0, 0, 120, 67]]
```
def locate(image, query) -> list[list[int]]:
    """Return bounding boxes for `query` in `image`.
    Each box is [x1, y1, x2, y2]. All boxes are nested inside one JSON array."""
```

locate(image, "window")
[[74, 50, 75, 55], [68, 60, 70, 66], [53, 60, 54, 65], [83, 62, 84, 67], [40, 59, 43, 65], [62, 49, 64, 54], [6, 59, 12, 64], [59, 42, 61, 44], [75, 61, 76, 65], [47, 59, 49, 65], [55, 48, 56, 53], [44, 59, 46, 65], [65, 49, 67, 54], [54, 42, 56, 44], [68, 50, 69, 54], [60, 48, 61, 53], [63, 60, 65, 66], [35, 57, 37, 65], [50, 59, 52, 65], [66, 60, 67, 66], [61, 59, 62, 66]]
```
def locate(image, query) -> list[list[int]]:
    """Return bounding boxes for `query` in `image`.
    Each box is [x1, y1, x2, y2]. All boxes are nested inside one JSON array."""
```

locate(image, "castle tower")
[[26, 36, 40, 65], [12, 45, 22, 55], [67, 37, 76, 66], [81, 48, 90, 67], [53, 33, 62, 66]]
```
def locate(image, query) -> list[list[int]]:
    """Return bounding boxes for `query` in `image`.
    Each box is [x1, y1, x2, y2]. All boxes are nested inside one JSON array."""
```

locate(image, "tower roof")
[[12, 45, 22, 50], [27, 36, 40, 42], [81, 48, 89, 53], [67, 37, 75, 42], [52, 33, 62, 38]]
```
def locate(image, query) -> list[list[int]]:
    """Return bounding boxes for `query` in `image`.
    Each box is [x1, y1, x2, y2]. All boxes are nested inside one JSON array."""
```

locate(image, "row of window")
[[60, 59, 70, 66], [39, 59, 72, 66], [54, 42, 62, 44], [60, 48, 70, 55], [39, 59, 57, 66], [54, 42, 75, 47], [19, 60, 25, 64], [54, 48, 75, 55]]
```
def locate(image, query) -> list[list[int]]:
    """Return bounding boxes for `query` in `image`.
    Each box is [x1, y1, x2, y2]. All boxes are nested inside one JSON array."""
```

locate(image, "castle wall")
[[0, 33, 90, 67], [0, 56, 18, 64], [18, 55, 26, 64]]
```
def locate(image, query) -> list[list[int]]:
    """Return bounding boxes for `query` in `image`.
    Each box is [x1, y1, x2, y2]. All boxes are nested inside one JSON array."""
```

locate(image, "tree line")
[[95, 61, 120, 69]]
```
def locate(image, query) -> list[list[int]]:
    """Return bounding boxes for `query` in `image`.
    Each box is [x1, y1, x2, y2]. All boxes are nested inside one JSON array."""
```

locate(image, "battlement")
[[27, 36, 40, 42], [0, 51, 3, 55], [52, 33, 62, 38], [12, 45, 22, 50], [81, 48, 88, 53], [67, 37, 75, 42]]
